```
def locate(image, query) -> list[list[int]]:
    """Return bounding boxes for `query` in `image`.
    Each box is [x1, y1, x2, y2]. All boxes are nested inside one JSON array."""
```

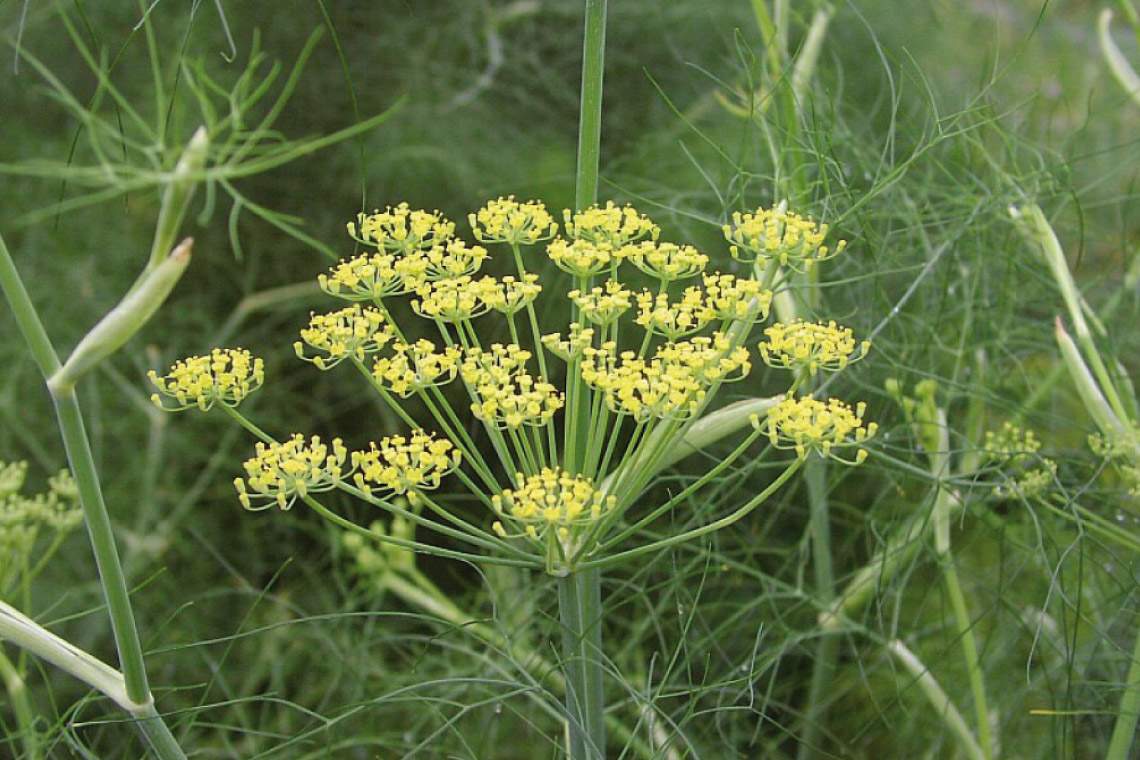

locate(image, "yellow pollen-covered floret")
[[492, 467, 615, 533], [149, 348, 264, 412], [349, 203, 455, 254], [758, 320, 870, 376], [702, 272, 773, 321], [294, 305, 394, 370], [469, 196, 558, 245], [546, 237, 622, 278], [761, 396, 877, 464], [319, 252, 407, 301], [372, 340, 461, 397], [562, 202, 660, 247], [460, 344, 564, 429], [479, 274, 542, 315], [655, 333, 752, 383], [352, 429, 461, 495], [412, 276, 490, 321], [542, 323, 596, 362], [635, 287, 716, 339], [422, 239, 490, 280], [570, 280, 633, 325], [625, 241, 709, 281], [723, 205, 846, 271], [580, 343, 707, 421], [235, 434, 350, 511]]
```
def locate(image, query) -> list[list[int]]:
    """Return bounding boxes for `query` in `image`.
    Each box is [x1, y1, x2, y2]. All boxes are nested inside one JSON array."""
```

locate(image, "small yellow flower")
[[372, 340, 461, 397], [294, 306, 394, 370], [412, 276, 489, 321], [492, 467, 615, 539], [546, 237, 621, 278], [625, 241, 708, 281], [542, 323, 596, 362], [635, 287, 716, 339], [723, 205, 846, 271], [562, 202, 659, 247], [758, 320, 870, 376], [702, 272, 772, 321], [349, 204, 455, 254], [984, 422, 1057, 499], [352, 430, 461, 495], [469, 196, 558, 245], [423, 239, 490, 280], [319, 252, 407, 301], [570, 280, 633, 325], [460, 344, 564, 429], [580, 344, 706, 421], [761, 396, 876, 463], [479, 274, 542, 315], [656, 333, 752, 384], [149, 348, 264, 412], [235, 434, 351, 511]]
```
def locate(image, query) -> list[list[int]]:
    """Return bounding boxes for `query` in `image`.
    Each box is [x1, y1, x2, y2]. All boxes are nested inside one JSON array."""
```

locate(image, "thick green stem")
[[1107, 610, 1140, 759], [0, 649, 39, 760], [0, 234, 185, 759], [558, 568, 606, 759], [942, 559, 992, 760], [574, 0, 607, 211], [798, 457, 836, 760]]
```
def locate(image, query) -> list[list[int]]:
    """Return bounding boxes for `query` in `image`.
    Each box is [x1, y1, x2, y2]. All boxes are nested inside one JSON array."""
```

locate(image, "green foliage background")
[[1, 0, 1138, 757]]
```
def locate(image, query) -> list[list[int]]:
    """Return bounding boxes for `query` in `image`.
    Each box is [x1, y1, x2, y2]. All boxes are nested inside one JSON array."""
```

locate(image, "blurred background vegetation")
[[2, 0, 1139, 757]]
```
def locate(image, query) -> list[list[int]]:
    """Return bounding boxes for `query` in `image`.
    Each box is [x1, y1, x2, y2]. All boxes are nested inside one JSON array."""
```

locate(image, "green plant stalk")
[[0, 235, 184, 759], [574, 0, 607, 211], [1107, 610, 1140, 760], [887, 639, 985, 760], [0, 648, 39, 760], [797, 456, 836, 760], [558, 568, 606, 759], [941, 558, 992, 760]]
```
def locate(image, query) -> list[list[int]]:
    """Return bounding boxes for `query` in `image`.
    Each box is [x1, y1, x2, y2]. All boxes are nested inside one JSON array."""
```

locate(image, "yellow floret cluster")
[[761, 396, 877, 464], [758, 320, 870, 376], [294, 305, 393, 369], [353, 430, 461, 495], [371, 340, 461, 397], [724, 206, 845, 271], [349, 203, 455, 254], [562, 201, 659, 247], [492, 467, 615, 541], [470, 196, 558, 246], [235, 434, 350, 510], [149, 348, 264, 411]]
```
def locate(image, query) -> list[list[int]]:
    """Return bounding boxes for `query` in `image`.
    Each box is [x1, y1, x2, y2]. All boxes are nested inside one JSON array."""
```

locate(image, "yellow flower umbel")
[[724, 205, 846, 271], [983, 422, 1057, 499], [570, 281, 633, 326], [626, 241, 709, 282], [702, 273, 772, 322], [294, 305, 394, 369], [758, 320, 870, 376], [635, 287, 715, 339], [546, 237, 622, 278], [423, 240, 490, 280], [0, 463, 81, 590], [235, 434, 351, 510], [492, 467, 615, 547], [562, 202, 659, 247], [541, 323, 596, 362], [580, 344, 707, 422], [319, 252, 407, 300], [350, 203, 455, 255], [656, 334, 752, 384], [460, 345, 564, 430], [469, 196, 558, 246], [412, 276, 490, 321], [761, 396, 877, 464], [480, 274, 542, 315], [353, 430, 461, 495], [372, 340, 461, 397], [149, 348, 264, 411]]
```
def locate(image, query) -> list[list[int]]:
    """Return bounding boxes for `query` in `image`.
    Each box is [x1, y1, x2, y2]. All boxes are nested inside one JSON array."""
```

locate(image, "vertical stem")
[[1107, 613, 1140, 759], [798, 457, 836, 760], [0, 649, 40, 760], [942, 559, 992, 760], [574, 0, 608, 211], [558, 568, 606, 759]]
